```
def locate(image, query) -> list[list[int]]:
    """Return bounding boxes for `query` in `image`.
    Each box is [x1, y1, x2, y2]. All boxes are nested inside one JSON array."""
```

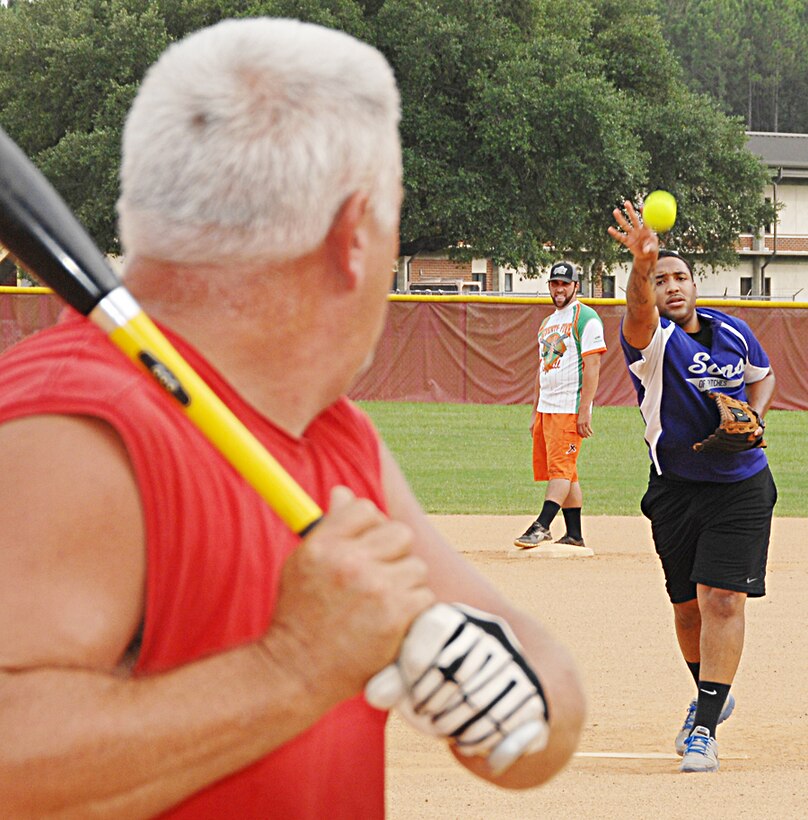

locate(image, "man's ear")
[[325, 191, 370, 289]]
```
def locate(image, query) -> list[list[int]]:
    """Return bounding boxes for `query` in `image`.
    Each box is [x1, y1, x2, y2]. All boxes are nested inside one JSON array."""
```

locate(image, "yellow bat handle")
[[107, 309, 323, 535]]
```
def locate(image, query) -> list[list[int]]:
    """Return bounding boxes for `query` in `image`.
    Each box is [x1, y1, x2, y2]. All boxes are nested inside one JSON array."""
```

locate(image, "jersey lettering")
[[621, 309, 769, 482]]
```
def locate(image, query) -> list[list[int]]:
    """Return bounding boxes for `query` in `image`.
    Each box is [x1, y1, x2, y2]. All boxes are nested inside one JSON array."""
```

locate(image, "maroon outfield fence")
[[2, 289, 807, 411], [348, 296, 808, 412], [0, 287, 62, 353]]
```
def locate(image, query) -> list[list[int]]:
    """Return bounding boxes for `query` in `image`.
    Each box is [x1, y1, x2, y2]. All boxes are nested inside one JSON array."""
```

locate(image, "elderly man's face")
[[355, 181, 403, 356]]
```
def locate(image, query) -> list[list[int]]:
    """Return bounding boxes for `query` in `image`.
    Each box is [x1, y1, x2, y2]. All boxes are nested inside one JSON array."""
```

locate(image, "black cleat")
[[555, 534, 586, 547]]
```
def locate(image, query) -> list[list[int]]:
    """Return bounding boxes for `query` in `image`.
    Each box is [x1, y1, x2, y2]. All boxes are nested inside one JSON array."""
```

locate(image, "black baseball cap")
[[548, 261, 579, 283]]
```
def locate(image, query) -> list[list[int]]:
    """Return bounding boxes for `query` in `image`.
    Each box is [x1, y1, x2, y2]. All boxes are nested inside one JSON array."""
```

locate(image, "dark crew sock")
[[686, 661, 701, 686], [562, 507, 583, 540], [693, 681, 732, 737], [537, 500, 561, 529]]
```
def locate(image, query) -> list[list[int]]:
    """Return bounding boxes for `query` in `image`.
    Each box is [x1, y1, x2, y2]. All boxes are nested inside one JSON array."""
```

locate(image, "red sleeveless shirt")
[[0, 311, 388, 818]]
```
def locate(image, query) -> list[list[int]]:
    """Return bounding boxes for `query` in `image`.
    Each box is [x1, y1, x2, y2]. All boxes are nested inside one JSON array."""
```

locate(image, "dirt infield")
[[386, 515, 808, 819]]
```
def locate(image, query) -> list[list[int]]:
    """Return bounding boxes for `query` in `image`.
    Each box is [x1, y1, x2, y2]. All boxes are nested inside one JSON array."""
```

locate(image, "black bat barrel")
[[0, 127, 119, 315]]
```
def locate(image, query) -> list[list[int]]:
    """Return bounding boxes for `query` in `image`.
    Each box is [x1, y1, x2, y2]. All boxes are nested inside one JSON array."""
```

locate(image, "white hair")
[[117, 18, 402, 264]]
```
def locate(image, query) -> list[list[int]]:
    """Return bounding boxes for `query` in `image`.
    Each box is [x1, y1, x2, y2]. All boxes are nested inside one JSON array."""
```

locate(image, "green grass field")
[[358, 402, 806, 517]]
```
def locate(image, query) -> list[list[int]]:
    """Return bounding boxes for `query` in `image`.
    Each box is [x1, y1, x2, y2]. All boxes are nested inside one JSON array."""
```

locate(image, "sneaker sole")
[[680, 760, 719, 773], [512, 536, 553, 549]]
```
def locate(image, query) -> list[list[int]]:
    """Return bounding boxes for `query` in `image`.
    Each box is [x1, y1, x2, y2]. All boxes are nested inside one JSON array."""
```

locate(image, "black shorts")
[[640, 464, 777, 603]]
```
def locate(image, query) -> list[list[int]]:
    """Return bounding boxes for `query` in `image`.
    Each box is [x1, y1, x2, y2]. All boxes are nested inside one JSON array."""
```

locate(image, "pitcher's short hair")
[[657, 249, 694, 279]]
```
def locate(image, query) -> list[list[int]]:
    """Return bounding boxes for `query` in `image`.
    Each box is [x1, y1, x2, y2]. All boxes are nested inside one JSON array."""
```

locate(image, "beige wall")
[[772, 179, 808, 235]]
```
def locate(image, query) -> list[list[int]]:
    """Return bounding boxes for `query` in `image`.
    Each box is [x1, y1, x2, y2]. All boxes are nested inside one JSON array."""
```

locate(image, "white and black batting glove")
[[365, 603, 549, 775]]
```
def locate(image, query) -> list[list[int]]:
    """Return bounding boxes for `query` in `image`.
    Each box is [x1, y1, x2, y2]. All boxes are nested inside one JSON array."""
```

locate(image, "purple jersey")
[[621, 308, 770, 482]]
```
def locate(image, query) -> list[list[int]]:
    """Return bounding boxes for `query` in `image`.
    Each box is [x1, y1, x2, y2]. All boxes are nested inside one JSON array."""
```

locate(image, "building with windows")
[[734, 132, 808, 301], [396, 132, 808, 301]]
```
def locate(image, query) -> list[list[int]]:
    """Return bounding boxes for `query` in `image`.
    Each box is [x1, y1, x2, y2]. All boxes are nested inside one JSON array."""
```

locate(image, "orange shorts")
[[532, 413, 581, 482]]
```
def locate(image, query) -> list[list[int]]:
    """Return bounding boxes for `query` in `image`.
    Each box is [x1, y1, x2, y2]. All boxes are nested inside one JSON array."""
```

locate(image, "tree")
[[375, 0, 648, 271], [588, 0, 775, 273], [0, 0, 171, 250], [654, 0, 808, 133], [379, 0, 772, 274], [0, 0, 371, 252], [0, 0, 775, 273]]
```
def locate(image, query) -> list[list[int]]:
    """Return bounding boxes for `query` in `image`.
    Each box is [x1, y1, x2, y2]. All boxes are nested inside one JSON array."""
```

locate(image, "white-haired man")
[[0, 18, 583, 818]]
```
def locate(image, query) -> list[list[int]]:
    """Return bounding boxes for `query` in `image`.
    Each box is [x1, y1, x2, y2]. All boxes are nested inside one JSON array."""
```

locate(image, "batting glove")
[[365, 603, 550, 775]]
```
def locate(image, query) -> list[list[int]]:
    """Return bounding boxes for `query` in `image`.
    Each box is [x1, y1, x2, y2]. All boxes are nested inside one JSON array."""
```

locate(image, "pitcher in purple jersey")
[[609, 201, 777, 774]]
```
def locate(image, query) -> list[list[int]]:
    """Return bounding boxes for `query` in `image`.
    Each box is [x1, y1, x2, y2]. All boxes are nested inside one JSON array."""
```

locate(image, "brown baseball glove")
[[692, 392, 766, 453]]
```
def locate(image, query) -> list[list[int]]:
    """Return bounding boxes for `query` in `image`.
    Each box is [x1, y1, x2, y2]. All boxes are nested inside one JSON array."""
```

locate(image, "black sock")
[[693, 681, 731, 737], [686, 661, 701, 686], [562, 507, 582, 540], [537, 501, 561, 529]]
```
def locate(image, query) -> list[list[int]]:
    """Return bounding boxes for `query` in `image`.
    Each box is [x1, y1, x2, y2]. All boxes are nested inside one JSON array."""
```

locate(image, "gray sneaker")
[[680, 726, 719, 772], [513, 521, 552, 549], [675, 693, 735, 755]]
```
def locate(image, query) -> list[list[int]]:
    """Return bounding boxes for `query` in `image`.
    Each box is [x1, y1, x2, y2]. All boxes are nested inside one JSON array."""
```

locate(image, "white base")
[[509, 543, 594, 558]]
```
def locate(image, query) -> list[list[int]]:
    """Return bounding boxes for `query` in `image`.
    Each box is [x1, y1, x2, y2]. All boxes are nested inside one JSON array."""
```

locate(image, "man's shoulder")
[[574, 302, 606, 351], [538, 308, 564, 332], [325, 396, 373, 427], [0, 314, 112, 379], [314, 397, 381, 446], [0, 313, 154, 419], [541, 304, 566, 321], [698, 306, 745, 329], [698, 307, 758, 342], [621, 316, 675, 357], [544, 301, 580, 323], [576, 301, 603, 323]]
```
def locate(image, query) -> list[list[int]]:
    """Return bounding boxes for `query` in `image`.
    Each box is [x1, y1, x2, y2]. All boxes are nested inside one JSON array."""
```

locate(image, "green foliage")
[[0, 0, 170, 251], [375, 0, 650, 271], [242, 0, 371, 37], [0, 0, 778, 268], [467, 38, 647, 271], [0, 0, 372, 252], [641, 94, 775, 271], [374, 1, 523, 257], [360, 402, 806, 517], [584, 0, 775, 273], [654, 0, 808, 133], [375, 0, 773, 273]]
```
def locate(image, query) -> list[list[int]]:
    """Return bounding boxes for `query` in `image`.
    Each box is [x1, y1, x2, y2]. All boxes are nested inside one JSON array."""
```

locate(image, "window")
[[472, 271, 486, 290], [504, 273, 513, 292], [740, 277, 770, 297], [601, 275, 616, 299], [764, 198, 772, 234]]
